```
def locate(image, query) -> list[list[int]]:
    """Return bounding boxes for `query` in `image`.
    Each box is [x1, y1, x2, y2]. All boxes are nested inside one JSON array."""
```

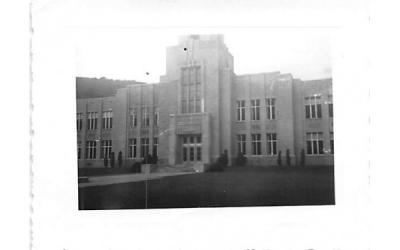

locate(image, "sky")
[[75, 27, 332, 83]]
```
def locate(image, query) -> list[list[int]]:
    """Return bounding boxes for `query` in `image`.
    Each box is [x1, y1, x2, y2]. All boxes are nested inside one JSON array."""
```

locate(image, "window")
[[153, 137, 158, 157], [306, 132, 324, 155], [102, 110, 113, 129], [140, 138, 149, 158], [85, 141, 97, 159], [181, 66, 202, 114], [330, 132, 334, 154], [251, 99, 260, 121], [237, 134, 246, 155], [182, 135, 202, 162], [328, 103, 333, 118], [128, 138, 137, 158], [237, 100, 246, 121], [189, 147, 195, 161], [251, 134, 261, 155], [266, 133, 277, 155], [100, 140, 112, 159], [129, 108, 137, 127], [266, 98, 276, 120], [305, 95, 322, 119], [77, 141, 82, 159], [87, 112, 98, 130], [76, 113, 83, 130], [153, 107, 159, 127], [141, 107, 150, 127]]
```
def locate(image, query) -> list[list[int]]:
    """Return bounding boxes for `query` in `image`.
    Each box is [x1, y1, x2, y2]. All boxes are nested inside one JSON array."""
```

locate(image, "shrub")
[[235, 152, 247, 166], [211, 152, 230, 172], [131, 162, 141, 173], [277, 150, 282, 166], [110, 152, 115, 168], [142, 154, 153, 164], [209, 161, 225, 172], [286, 149, 291, 166], [152, 154, 158, 164], [118, 151, 123, 168], [103, 155, 108, 168], [221, 150, 229, 166], [300, 149, 306, 167]]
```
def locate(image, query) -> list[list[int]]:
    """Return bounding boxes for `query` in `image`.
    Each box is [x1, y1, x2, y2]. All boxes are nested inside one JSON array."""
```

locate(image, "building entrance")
[[182, 135, 202, 162]]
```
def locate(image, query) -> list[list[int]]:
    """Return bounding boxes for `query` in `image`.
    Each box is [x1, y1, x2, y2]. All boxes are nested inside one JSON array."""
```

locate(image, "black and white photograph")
[[25, 0, 377, 249], [76, 30, 335, 210]]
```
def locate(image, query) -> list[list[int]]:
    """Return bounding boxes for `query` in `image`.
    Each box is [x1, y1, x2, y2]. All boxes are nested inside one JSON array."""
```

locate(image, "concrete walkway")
[[79, 172, 195, 188]]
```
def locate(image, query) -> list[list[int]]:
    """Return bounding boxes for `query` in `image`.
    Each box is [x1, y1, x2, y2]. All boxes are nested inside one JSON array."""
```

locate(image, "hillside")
[[76, 77, 144, 99]]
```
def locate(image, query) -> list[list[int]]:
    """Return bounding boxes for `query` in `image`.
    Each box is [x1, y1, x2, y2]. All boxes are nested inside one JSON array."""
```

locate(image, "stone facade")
[[76, 34, 333, 169]]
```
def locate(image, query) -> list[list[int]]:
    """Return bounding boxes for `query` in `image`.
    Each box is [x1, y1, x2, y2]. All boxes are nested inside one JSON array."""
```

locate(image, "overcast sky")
[[75, 28, 332, 83]]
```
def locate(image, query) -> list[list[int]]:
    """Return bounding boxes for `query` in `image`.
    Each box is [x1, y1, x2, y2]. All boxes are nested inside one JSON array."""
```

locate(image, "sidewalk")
[[79, 172, 195, 188]]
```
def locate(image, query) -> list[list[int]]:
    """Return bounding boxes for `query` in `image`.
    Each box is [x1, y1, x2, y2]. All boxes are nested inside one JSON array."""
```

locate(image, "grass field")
[[78, 166, 335, 210]]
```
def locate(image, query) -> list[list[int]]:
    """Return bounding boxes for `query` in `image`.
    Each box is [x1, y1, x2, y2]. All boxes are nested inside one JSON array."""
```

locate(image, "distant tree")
[[103, 155, 108, 168], [110, 152, 115, 168], [300, 149, 306, 167], [118, 151, 123, 168], [286, 149, 291, 166], [235, 152, 247, 166], [221, 150, 229, 166], [277, 150, 282, 166]]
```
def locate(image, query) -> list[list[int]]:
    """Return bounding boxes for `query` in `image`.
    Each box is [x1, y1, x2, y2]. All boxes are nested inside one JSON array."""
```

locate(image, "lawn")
[[78, 166, 335, 210]]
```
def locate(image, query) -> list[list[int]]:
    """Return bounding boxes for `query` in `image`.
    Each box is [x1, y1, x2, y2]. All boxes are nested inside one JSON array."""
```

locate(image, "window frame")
[[128, 138, 137, 158], [266, 98, 276, 120], [237, 134, 247, 155], [100, 140, 112, 159], [87, 112, 98, 130], [305, 95, 322, 119], [76, 113, 83, 130], [85, 140, 97, 159], [141, 107, 150, 127], [140, 137, 150, 158], [236, 100, 246, 121], [102, 110, 113, 129], [251, 133, 262, 155], [250, 99, 260, 121], [306, 132, 324, 155], [266, 133, 277, 155]]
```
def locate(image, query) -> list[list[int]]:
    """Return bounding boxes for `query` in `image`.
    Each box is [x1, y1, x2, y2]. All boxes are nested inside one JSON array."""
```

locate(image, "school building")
[[76, 34, 333, 170]]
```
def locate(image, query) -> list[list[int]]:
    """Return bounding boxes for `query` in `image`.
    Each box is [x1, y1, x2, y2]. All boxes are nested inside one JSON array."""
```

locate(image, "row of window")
[[77, 111, 113, 131], [181, 66, 202, 114], [237, 133, 278, 155], [129, 107, 158, 128], [78, 138, 158, 160], [236, 96, 333, 121], [77, 107, 159, 131], [237, 132, 334, 156], [127, 137, 158, 159], [237, 99, 276, 121]]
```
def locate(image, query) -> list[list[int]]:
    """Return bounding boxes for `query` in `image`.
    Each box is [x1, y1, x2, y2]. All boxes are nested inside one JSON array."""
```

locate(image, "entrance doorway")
[[182, 135, 202, 163]]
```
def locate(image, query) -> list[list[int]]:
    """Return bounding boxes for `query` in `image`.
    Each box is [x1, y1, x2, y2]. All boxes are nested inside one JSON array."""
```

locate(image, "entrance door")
[[182, 135, 202, 163]]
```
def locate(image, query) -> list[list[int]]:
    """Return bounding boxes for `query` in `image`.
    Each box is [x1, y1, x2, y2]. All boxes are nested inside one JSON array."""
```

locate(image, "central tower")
[[161, 34, 235, 167]]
